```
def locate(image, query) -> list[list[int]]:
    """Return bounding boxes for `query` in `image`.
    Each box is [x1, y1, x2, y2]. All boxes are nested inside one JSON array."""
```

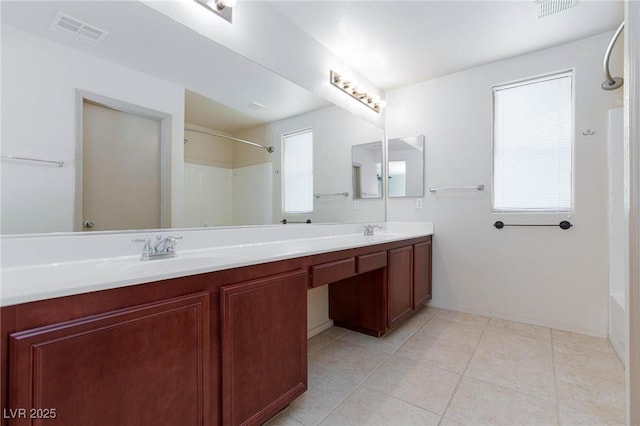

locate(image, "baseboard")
[[307, 319, 334, 339]]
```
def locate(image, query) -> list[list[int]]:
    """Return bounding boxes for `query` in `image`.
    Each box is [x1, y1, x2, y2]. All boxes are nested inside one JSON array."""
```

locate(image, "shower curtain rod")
[[184, 127, 275, 153], [602, 21, 624, 90]]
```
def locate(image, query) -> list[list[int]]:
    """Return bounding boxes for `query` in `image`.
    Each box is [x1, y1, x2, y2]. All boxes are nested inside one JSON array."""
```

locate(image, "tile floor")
[[265, 306, 626, 426]]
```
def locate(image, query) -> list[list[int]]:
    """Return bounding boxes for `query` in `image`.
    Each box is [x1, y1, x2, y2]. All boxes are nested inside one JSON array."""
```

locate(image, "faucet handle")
[[132, 237, 151, 246], [132, 238, 153, 259]]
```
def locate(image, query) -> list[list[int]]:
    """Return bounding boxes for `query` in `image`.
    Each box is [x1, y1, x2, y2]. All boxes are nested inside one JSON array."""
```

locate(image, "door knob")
[[83, 220, 94, 229]]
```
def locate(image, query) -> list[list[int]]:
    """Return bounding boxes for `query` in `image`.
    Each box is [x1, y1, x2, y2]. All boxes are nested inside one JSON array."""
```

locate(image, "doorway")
[[77, 93, 170, 231]]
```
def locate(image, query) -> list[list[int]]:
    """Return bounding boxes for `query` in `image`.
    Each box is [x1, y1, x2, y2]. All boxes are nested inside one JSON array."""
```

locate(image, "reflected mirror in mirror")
[[388, 135, 425, 197], [352, 141, 383, 199], [0, 1, 385, 234]]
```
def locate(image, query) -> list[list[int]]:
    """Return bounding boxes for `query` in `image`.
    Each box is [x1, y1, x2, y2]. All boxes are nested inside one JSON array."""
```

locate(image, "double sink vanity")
[[0, 222, 433, 425]]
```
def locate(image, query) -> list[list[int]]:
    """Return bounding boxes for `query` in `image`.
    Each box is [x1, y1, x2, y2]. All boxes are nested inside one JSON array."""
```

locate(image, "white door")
[[82, 100, 162, 231]]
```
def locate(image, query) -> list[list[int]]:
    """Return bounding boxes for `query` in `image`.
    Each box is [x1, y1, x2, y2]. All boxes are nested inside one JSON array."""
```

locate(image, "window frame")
[[491, 70, 575, 214], [281, 128, 314, 216]]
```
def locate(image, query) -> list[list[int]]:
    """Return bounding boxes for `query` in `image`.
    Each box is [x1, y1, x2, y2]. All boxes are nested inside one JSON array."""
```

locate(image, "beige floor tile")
[[466, 347, 555, 401], [559, 405, 625, 426], [552, 330, 615, 354], [556, 368, 626, 424], [554, 342, 625, 384], [364, 354, 461, 415], [339, 309, 432, 354], [445, 376, 558, 426], [487, 318, 551, 342], [396, 331, 476, 373], [263, 407, 305, 426], [290, 339, 391, 425], [401, 304, 442, 329], [439, 417, 467, 426], [416, 317, 485, 346], [477, 328, 553, 361], [309, 339, 390, 385], [436, 309, 490, 329], [319, 386, 441, 426], [308, 326, 350, 356]]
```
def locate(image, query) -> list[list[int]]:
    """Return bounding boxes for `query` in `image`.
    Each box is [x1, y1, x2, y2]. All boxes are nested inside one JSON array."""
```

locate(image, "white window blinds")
[[283, 129, 313, 214], [493, 71, 573, 212]]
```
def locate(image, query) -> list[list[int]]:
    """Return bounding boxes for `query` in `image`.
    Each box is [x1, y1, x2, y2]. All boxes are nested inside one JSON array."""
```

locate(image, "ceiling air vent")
[[535, 0, 576, 18], [50, 12, 108, 46]]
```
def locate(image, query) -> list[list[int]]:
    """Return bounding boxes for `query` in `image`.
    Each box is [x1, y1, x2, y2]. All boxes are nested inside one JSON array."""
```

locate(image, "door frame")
[[74, 90, 172, 231]]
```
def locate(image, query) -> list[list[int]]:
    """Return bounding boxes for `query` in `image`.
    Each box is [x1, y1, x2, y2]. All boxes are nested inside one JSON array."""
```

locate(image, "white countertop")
[[1, 222, 433, 307]]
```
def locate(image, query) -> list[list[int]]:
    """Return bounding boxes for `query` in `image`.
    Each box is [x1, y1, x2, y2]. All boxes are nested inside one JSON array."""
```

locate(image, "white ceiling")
[[268, 0, 624, 90], [1, 0, 624, 130]]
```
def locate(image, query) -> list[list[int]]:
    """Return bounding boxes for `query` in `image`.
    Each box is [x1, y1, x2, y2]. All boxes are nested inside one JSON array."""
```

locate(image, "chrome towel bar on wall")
[[1, 155, 64, 167], [493, 221, 573, 230], [429, 184, 484, 193]]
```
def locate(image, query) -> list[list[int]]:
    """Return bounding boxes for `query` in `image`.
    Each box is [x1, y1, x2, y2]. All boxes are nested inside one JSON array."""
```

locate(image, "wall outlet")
[[416, 199, 423, 209], [354, 200, 360, 210]]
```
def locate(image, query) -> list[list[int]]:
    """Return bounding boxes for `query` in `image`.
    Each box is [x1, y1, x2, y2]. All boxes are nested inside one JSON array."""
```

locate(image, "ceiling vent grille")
[[536, 0, 576, 18], [50, 12, 108, 45]]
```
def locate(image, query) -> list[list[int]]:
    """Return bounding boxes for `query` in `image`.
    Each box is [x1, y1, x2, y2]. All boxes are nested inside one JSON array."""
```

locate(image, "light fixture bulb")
[[216, 0, 237, 9]]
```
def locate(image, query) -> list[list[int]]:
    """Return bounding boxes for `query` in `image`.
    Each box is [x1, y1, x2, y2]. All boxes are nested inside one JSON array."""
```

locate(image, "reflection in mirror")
[[352, 141, 383, 199], [388, 135, 425, 197], [0, 1, 385, 234]]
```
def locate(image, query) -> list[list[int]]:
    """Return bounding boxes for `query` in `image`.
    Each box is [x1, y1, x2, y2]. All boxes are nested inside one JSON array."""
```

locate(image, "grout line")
[[438, 314, 490, 424], [551, 330, 563, 426], [309, 308, 442, 425]]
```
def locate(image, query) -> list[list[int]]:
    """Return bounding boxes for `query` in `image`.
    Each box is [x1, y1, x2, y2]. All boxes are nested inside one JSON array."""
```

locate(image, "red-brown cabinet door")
[[9, 292, 211, 426], [220, 270, 307, 426], [413, 239, 433, 308], [388, 246, 414, 328]]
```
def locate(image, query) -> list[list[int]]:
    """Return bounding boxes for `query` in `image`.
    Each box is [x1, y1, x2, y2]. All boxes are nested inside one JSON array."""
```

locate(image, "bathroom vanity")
[[0, 223, 432, 426]]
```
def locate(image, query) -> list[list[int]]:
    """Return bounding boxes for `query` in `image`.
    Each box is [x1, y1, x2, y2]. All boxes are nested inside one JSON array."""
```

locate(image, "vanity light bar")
[[330, 70, 383, 113]]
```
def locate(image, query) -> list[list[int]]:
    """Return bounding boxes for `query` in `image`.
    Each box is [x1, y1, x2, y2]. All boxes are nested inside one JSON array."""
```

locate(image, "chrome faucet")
[[363, 224, 383, 236], [133, 235, 183, 260]]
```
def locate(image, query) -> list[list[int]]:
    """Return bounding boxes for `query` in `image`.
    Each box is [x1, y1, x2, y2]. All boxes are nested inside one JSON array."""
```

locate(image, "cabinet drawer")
[[310, 258, 356, 287], [357, 251, 387, 274]]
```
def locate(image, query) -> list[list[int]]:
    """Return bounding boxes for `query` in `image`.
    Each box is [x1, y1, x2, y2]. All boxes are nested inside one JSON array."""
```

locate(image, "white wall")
[[1, 25, 185, 234], [183, 163, 232, 228], [232, 163, 273, 226], [386, 32, 624, 337]]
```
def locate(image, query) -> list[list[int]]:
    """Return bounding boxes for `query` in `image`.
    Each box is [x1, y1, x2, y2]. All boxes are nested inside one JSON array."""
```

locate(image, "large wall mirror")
[[388, 135, 425, 197], [1, 1, 385, 235]]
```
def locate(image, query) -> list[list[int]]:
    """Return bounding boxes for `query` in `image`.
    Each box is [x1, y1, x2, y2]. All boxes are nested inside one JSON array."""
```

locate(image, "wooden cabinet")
[[8, 292, 211, 426], [310, 258, 356, 288], [387, 246, 414, 328], [220, 270, 307, 426], [328, 236, 432, 336], [413, 239, 432, 308], [1, 234, 432, 426]]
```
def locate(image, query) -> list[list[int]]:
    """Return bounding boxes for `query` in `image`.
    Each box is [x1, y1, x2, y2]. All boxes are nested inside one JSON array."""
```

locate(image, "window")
[[283, 129, 313, 214], [493, 71, 573, 212]]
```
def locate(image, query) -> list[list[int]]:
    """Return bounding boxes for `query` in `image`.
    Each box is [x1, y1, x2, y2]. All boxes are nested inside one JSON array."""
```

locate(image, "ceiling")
[[1, 1, 624, 130], [268, 0, 624, 90]]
